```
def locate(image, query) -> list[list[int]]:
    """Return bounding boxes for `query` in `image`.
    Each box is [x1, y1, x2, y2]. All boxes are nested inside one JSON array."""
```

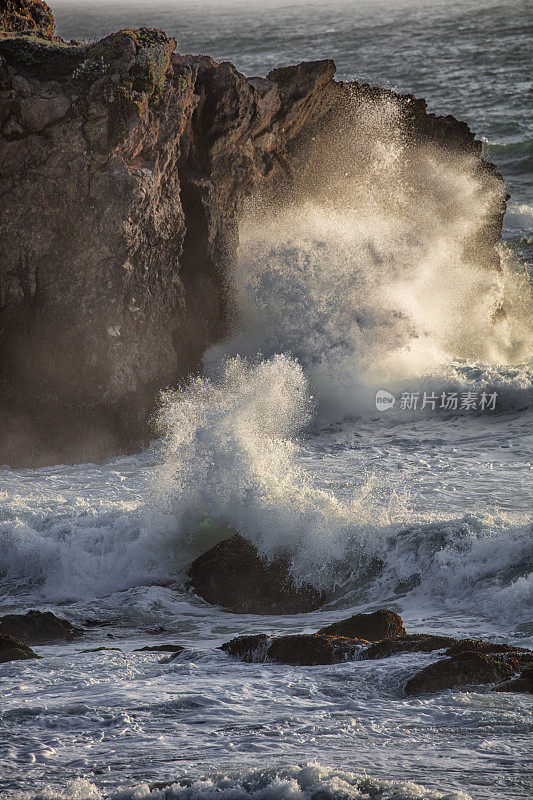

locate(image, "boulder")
[[404, 651, 518, 696], [221, 633, 366, 665], [318, 610, 405, 641], [0, 633, 40, 663], [188, 535, 328, 614], [0, 609, 81, 644], [0, 0, 54, 36]]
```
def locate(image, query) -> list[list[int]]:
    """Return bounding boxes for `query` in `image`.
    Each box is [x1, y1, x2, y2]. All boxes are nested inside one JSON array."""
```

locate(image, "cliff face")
[[0, 11, 505, 466]]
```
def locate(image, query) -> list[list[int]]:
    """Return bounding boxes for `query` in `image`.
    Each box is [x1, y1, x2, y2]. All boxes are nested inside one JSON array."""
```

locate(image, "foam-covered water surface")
[[1, 405, 532, 799]]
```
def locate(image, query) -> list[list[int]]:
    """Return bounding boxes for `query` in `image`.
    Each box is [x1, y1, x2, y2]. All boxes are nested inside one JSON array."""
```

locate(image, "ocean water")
[[1, 1, 532, 799]]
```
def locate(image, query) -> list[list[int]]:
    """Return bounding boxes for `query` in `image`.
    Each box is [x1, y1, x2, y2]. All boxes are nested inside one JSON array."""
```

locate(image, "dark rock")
[[0, 633, 40, 662], [0, 0, 54, 36], [267, 634, 365, 665], [220, 634, 270, 662], [221, 633, 366, 665], [318, 610, 405, 641], [445, 638, 532, 664], [360, 633, 458, 660], [188, 535, 328, 614], [82, 646, 122, 653], [0, 609, 81, 644], [493, 665, 533, 694], [0, 26, 505, 466], [404, 651, 518, 696], [359, 633, 533, 663], [134, 644, 184, 653]]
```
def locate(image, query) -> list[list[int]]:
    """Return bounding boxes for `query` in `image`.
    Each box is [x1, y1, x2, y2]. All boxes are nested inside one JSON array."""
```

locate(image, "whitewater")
[[1, 1, 532, 799]]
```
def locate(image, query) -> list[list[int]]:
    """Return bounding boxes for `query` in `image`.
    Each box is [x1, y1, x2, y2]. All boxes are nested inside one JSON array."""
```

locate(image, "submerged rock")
[[318, 610, 405, 641], [0, 0, 54, 36], [134, 644, 184, 653], [0, 609, 81, 644], [0, 633, 40, 663], [188, 535, 328, 614], [221, 633, 366, 665], [404, 651, 518, 696]]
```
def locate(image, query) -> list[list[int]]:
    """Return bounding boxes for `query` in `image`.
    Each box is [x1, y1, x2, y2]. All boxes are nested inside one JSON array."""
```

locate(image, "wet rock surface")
[[0, 633, 40, 662], [221, 633, 366, 665], [220, 620, 533, 694], [188, 535, 328, 614], [360, 634, 459, 660], [358, 633, 532, 663], [1, 600, 531, 696], [0, 609, 81, 644], [404, 651, 519, 696], [318, 610, 405, 641], [493, 665, 533, 694], [444, 638, 533, 663]]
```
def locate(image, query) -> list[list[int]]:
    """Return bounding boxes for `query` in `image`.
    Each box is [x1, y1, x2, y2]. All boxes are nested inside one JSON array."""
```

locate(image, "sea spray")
[[1, 94, 530, 616], [150, 92, 532, 605], [207, 94, 532, 419], [150, 355, 407, 592]]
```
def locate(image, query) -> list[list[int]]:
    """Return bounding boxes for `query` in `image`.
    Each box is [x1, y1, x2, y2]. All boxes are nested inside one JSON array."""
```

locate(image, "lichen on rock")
[[0, 0, 54, 37], [318, 610, 405, 641]]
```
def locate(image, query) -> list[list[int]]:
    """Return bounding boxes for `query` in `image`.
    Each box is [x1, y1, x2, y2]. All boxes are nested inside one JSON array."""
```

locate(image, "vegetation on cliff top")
[[0, 31, 81, 77], [0, 27, 175, 103], [0, 0, 54, 37]]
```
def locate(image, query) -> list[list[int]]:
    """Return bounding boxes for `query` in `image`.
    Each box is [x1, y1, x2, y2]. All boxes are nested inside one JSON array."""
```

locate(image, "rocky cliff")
[[0, 0, 54, 37], [0, 2, 505, 466]]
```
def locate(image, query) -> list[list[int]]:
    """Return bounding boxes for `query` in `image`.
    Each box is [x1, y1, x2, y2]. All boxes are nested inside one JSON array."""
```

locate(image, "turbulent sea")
[[1, 1, 532, 799]]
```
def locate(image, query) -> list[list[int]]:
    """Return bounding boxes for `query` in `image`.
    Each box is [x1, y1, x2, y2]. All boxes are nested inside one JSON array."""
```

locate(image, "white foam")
[[7, 765, 473, 800]]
